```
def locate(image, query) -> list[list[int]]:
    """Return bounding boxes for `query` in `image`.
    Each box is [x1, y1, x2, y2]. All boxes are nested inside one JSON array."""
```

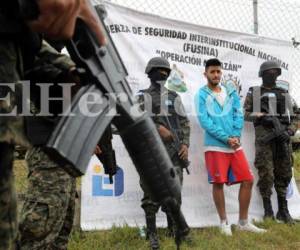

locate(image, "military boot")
[[145, 214, 160, 250], [262, 197, 274, 219], [276, 196, 294, 224]]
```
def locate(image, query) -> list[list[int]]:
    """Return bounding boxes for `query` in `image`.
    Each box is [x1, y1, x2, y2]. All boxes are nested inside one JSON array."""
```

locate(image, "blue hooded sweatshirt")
[[194, 84, 244, 149]]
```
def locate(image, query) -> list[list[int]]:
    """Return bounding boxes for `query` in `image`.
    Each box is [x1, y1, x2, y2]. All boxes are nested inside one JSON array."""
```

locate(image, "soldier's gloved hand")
[[277, 131, 290, 143], [158, 125, 174, 142], [28, 0, 106, 44]]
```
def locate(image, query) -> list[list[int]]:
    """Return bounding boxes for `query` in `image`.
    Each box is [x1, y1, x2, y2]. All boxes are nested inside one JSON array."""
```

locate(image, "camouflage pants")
[[19, 147, 76, 250], [0, 143, 17, 250], [255, 140, 293, 199], [140, 157, 183, 215]]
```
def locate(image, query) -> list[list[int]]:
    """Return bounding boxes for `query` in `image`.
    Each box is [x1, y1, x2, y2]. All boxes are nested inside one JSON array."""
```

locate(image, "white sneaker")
[[236, 222, 267, 233], [220, 222, 232, 236]]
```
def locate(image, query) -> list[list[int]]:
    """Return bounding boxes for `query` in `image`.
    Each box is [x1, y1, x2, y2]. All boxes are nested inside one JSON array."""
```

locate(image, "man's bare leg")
[[239, 181, 253, 221], [236, 180, 267, 233], [213, 183, 226, 221], [213, 183, 232, 235]]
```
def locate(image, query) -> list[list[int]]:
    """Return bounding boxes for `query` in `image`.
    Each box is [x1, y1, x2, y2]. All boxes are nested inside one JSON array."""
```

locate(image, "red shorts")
[[205, 150, 254, 185]]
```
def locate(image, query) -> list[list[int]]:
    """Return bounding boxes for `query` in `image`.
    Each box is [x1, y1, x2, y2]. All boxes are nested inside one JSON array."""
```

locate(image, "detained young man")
[[194, 58, 266, 236]]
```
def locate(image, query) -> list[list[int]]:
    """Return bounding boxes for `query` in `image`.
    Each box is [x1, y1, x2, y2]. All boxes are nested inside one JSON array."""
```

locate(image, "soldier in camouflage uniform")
[[0, 7, 38, 249], [244, 60, 297, 223], [138, 57, 190, 250], [0, 33, 75, 250], [18, 40, 78, 250], [0, 1, 105, 249], [0, 143, 18, 250]]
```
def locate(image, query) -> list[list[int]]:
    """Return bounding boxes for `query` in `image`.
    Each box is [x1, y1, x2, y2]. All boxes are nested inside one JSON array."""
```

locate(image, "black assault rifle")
[[19, 2, 190, 247], [163, 113, 190, 175], [260, 95, 291, 161]]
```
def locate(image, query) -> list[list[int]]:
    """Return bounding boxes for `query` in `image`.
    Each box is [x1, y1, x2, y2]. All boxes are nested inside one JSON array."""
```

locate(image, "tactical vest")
[[252, 86, 292, 126], [142, 85, 181, 131], [140, 84, 183, 157]]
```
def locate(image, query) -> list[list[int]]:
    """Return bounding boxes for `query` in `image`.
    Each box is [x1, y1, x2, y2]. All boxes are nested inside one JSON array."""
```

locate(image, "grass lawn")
[[13, 150, 300, 250], [293, 150, 300, 180], [68, 221, 300, 250]]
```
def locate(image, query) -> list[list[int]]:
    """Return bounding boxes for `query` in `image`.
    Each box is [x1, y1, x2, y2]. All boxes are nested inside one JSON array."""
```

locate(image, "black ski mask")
[[148, 69, 170, 84], [262, 71, 278, 87]]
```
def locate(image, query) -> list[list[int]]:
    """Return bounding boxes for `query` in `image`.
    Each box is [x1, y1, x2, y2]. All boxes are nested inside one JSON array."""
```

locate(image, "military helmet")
[[259, 60, 281, 77], [145, 57, 171, 74]]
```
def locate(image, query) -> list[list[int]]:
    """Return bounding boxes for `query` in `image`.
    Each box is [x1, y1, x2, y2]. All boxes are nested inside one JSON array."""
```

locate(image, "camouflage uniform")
[[137, 58, 190, 250], [0, 143, 17, 250], [0, 4, 76, 249], [0, 39, 30, 147], [18, 41, 77, 250], [244, 86, 297, 199], [19, 147, 76, 250], [139, 84, 190, 214], [0, 27, 31, 250]]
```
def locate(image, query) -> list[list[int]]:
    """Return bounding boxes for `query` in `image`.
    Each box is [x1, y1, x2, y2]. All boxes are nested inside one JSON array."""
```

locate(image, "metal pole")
[[253, 0, 258, 34]]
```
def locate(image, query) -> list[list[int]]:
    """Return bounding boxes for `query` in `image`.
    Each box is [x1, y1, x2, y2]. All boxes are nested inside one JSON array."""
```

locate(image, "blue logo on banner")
[[92, 164, 124, 197]]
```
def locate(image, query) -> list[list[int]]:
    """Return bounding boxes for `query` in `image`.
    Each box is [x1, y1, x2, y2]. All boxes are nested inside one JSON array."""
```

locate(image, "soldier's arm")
[[176, 95, 190, 146], [38, 40, 75, 69], [136, 91, 167, 130], [287, 101, 300, 135], [26, 40, 77, 83], [288, 119, 298, 135], [26, 40, 81, 112], [38, 40, 77, 81], [28, 39, 82, 99], [137, 91, 173, 142], [152, 111, 170, 137], [243, 87, 263, 122]]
